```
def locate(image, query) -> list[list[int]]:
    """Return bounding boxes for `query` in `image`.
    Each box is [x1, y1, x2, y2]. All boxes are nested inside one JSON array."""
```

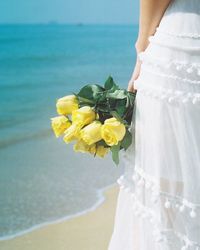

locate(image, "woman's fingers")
[[128, 80, 135, 92], [127, 59, 142, 93]]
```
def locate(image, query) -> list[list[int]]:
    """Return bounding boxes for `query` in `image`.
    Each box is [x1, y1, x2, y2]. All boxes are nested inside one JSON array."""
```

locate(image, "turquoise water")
[[0, 24, 138, 238]]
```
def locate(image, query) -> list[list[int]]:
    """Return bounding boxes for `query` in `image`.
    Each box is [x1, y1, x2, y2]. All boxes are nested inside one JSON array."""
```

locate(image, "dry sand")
[[0, 185, 119, 250]]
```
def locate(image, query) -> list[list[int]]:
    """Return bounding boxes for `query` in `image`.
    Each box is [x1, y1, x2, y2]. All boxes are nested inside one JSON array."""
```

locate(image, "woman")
[[108, 0, 200, 249]]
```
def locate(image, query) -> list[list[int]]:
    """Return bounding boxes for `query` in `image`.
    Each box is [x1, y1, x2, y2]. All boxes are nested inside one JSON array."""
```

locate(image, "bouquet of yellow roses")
[[51, 76, 136, 165]]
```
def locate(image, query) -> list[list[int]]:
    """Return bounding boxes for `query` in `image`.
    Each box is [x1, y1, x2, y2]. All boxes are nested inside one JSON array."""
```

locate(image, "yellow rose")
[[63, 124, 80, 143], [74, 140, 96, 154], [72, 106, 96, 128], [51, 116, 71, 137], [56, 95, 78, 115], [96, 146, 109, 158], [89, 144, 97, 155], [101, 117, 126, 146], [74, 140, 109, 158], [80, 121, 102, 145]]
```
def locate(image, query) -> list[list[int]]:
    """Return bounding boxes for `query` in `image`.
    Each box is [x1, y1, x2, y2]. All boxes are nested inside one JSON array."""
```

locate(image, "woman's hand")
[[127, 56, 142, 93]]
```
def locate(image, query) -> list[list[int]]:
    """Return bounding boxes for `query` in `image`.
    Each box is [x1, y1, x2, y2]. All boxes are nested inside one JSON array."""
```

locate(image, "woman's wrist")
[[135, 39, 150, 54]]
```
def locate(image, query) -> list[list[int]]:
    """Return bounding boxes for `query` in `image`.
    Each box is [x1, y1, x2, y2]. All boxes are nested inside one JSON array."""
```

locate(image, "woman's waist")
[[168, 0, 200, 13], [157, 0, 200, 39]]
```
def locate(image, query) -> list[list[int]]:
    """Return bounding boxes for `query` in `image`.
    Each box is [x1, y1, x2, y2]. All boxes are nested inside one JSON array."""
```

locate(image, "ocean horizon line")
[[0, 22, 138, 26]]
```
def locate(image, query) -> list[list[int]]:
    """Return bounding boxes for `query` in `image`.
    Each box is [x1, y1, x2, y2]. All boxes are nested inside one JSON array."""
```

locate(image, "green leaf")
[[114, 99, 127, 117], [106, 89, 127, 99], [77, 84, 105, 101], [120, 130, 132, 150], [104, 76, 114, 90], [110, 143, 121, 165], [115, 106, 126, 117], [76, 96, 95, 105], [104, 76, 119, 91]]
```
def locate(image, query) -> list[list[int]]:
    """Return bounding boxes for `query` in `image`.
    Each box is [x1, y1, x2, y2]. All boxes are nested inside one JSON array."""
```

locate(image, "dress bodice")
[[156, 0, 200, 39]]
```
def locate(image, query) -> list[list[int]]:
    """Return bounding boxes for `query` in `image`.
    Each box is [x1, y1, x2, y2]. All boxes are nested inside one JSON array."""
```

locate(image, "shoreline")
[[0, 184, 119, 250], [0, 182, 118, 242]]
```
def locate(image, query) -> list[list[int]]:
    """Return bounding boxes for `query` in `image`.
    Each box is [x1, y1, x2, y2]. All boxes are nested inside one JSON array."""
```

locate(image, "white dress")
[[108, 0, 200, 249]]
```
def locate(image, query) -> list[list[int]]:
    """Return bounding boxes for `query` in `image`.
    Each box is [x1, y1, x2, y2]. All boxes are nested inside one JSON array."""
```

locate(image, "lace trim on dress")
[[118, 171, 200, 219], [117, 177, 200, 250], [156, 27, 200, 39], [141, 64, 200, 85], [133, 166, 200, 213], [134, 79, 200, 105], [138, 52, 200, 76], [148, 36, 200, 52]]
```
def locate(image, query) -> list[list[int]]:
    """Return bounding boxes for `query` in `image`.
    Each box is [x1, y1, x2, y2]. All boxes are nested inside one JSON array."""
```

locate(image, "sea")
[[0, 24, 138, 239]]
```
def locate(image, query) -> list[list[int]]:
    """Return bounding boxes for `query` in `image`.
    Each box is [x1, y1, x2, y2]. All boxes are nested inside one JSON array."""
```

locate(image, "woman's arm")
[[136, 0, 172, 52], [128, 0, 172, 92]]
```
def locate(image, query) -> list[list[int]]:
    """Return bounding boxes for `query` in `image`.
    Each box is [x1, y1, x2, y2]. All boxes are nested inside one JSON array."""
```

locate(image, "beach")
[[0, 185, 119, 250]]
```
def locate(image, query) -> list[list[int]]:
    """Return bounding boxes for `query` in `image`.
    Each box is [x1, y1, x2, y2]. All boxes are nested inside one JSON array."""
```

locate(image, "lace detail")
[[134, 79, 200, 105], [138, 52, 200, 76], [133, 166, 200, 213], [156, 27, 200, 39], [141, 64, 200, 85], [118, 170, 200, 219], [148, 36, 200, 52], [117, 177, 200, 250]]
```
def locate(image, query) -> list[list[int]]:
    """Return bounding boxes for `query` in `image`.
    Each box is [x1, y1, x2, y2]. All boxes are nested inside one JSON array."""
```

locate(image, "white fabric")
[[108, 0, 200, 249]]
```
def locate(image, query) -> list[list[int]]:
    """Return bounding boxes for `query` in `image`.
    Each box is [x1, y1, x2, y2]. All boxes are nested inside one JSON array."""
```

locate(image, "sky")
[[0, 0, 139, 24]]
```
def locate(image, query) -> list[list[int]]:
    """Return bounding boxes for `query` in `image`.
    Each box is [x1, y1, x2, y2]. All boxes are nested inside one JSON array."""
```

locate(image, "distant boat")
[[76, 23, 84, 26]]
